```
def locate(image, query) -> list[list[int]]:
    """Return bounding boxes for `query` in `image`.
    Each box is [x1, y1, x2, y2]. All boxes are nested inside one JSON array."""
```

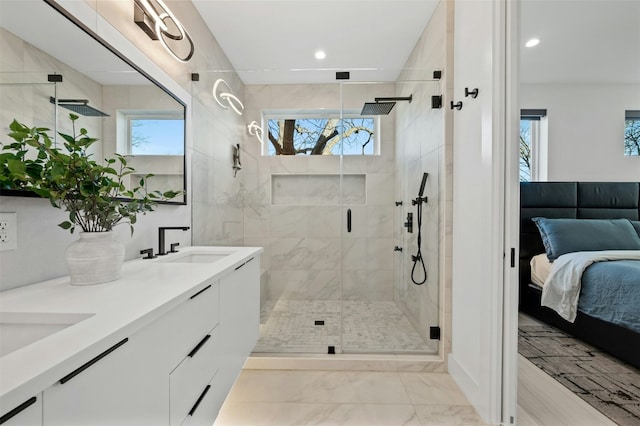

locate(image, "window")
[[265, 114, 377, 155], [624, 110, 640, 156], [125, 112, 184, 156], [520, 109, 546, 182]]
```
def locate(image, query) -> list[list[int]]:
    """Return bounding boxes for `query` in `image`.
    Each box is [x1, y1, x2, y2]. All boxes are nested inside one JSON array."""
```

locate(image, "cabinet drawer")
[[0, 394, 41, 426], [170, 326, 219, 426], [180, 373, 225, 426], [159, 281, 219, 371]]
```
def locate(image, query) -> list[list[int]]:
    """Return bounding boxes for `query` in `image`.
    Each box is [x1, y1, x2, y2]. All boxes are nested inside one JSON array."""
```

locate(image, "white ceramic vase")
[[65, 231, 125, 286]]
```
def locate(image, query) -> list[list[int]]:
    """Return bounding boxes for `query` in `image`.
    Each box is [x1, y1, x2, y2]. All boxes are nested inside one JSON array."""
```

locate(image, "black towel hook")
[[450, 101, 463, 110], [464, 87, 479, 98]]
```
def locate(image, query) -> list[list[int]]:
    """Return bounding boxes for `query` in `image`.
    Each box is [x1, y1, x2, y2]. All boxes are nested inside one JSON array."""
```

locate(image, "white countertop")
[[0, 246, 262, 411]]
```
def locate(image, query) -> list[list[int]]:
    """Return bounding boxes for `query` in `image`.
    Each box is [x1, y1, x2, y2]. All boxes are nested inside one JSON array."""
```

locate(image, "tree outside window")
[[520, 120, 532, 182], [624, 110, 640, 156], [266, 117, 376, 155]]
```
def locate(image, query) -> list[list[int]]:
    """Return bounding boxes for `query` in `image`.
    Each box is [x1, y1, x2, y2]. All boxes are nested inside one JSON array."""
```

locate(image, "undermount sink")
[[0, 312, 94, 357], [160, 250, 235, 264]]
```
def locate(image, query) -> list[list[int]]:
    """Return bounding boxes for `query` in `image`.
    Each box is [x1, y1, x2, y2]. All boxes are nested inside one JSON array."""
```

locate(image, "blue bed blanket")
[[541, 250, 640, 333], [579, 260, 640, 333]]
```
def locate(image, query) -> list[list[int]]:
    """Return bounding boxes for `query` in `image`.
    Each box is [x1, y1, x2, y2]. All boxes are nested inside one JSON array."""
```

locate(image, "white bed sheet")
[[530, 253, 552, 287]]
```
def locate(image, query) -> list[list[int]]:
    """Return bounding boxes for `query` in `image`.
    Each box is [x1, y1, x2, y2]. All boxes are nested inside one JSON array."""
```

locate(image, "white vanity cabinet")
[[218, 257, 260, 392], [0, 247, 262, 426], [41, 281, 220, 426], [42, 317, 169, 426], [0, 393, 42, 426]]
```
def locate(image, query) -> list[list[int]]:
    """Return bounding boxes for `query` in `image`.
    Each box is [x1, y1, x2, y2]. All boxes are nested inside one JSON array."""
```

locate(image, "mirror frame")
[[0, 0, 187, 205]]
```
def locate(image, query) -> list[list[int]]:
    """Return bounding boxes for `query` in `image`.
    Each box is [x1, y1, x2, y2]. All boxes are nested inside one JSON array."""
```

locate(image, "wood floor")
[[517, 355, 615, 426], [517, 314, 616, 426]]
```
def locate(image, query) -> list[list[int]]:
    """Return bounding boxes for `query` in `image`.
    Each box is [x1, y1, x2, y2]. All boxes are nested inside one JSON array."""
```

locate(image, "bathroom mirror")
[[0, 0, 186, 204]]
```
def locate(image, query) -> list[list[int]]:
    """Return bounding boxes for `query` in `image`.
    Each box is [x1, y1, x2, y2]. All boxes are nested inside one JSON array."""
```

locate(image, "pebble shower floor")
[[255, 300, 431, 354]]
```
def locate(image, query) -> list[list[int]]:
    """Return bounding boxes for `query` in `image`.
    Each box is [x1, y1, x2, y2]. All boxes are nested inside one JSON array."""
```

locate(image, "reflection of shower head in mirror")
[[418, 172, 429, 197]]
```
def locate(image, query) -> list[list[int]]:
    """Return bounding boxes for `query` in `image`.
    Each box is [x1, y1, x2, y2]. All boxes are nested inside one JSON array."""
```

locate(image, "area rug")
[[518, 324, 640, 426]]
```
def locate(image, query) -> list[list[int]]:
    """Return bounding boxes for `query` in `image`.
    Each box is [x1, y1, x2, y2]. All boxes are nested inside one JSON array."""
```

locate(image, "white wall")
[[449, 0, 507, 423], [521, 83, 640, 181]]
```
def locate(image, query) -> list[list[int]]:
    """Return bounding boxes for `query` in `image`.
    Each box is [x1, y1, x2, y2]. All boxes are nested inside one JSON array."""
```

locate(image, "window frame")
[[520, 109, 547, 182], [122, 110, 184, 156]]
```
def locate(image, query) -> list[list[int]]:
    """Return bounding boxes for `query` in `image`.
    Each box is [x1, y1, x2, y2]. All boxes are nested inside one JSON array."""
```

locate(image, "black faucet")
[[158, 226, 190, 256]]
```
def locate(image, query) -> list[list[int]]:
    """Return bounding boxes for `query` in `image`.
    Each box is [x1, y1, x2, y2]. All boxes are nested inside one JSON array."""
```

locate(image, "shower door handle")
[[347, 209, 352, 233]]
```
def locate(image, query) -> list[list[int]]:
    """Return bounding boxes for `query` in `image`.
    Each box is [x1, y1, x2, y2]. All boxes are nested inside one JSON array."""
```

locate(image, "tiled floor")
[[214, 370, 487, 426], [255, 300, 432, 354]]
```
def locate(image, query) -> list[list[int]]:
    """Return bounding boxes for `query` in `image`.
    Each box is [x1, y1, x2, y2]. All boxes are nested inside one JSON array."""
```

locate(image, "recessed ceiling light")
[[525, 38, 540, 48], [315, 50, 326, 60]]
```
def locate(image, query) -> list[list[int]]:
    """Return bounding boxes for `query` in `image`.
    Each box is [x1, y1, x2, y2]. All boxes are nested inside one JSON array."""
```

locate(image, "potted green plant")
[[0, 114, 182, 285]]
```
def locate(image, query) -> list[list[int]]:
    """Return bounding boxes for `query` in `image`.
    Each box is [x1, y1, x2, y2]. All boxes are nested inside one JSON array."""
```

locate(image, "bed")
[[519, 181, 640, 369]]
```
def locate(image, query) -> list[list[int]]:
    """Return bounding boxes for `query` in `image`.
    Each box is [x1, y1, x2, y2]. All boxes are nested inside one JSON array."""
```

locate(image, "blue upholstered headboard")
[[519, 182, 640, 289]]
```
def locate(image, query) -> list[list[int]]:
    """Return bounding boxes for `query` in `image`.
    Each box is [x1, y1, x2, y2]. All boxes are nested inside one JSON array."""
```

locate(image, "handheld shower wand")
[[411, 173, 428, 285]]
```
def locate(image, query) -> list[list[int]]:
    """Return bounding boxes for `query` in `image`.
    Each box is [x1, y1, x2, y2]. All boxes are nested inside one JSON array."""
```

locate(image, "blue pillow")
[[631, 220, 640, 238], [532, 217, 640, 261]]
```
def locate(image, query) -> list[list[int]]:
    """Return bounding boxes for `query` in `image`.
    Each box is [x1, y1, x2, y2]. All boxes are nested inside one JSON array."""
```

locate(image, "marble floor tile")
[[399, 373, 472, 406], [216, 370, 486, 426], [215, 402, 422, 426], [413, 404, 489, 425], [226, 370, 412, 404]]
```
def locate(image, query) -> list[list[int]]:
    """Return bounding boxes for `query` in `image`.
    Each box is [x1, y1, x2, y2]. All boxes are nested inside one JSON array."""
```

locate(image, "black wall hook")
[[450, 101, 463, 110], [464, 87, 479, 98]]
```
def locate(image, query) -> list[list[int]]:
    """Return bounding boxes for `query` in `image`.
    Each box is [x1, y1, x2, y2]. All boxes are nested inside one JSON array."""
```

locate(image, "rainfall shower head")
[[361, 101, 395, 115], [50, 97, 109, 117], [360, 95, 412, 116]]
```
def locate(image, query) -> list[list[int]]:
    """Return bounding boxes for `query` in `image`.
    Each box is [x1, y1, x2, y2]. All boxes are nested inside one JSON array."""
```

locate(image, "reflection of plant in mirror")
[[0, 114, 182, 234]]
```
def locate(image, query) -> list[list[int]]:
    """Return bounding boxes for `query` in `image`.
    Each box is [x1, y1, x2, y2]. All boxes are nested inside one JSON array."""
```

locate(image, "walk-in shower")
[[236, 79, 443, 354], [191, 74, 443, 356]]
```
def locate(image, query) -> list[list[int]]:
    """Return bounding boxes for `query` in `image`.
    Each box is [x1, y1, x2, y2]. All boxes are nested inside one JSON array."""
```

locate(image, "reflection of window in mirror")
[[264, 113, 378, 156], [520, 109, 547, 182], [117, 111, 184, 156], [624, 110, 640, 156]]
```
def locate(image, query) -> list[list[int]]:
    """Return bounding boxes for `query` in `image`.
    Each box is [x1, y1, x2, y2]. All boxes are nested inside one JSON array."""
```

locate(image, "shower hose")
[[411, 198, 427, 285]]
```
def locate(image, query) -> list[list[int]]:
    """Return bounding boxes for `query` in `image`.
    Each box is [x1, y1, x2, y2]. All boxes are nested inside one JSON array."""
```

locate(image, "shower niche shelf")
[[271, 173, 366, 206]]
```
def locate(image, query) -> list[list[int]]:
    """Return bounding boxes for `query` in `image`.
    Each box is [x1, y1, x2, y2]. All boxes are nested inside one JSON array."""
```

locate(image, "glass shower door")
[[251, 82, 344, 354], [339, 79, 441, 354]]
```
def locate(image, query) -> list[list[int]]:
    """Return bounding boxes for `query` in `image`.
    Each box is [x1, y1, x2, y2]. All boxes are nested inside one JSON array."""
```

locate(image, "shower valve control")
[[404, 212, 413, 233]]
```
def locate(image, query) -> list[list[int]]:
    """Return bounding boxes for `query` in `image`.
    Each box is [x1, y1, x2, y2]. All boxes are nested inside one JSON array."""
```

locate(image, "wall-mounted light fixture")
[[212, 79, 244, 115], [247, 121, 264, 144], [133, 0, 194, 63]]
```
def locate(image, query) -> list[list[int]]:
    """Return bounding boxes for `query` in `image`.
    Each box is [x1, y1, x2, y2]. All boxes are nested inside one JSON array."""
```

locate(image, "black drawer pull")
[[0, 396, 37, 424], [188, 334, 211, 358], [347, 209, 352, 232], [235, 257, 255, 271], [190, 284, 211, 300], [59, 338, 128, 384], [188, 385, 211, 416]]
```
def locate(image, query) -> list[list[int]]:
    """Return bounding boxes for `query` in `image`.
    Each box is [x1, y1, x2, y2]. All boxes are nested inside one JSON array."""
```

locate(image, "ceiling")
[[194, 0, 640, 86], [520, 0, 640, 85], [191, 0, 439, 85]]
